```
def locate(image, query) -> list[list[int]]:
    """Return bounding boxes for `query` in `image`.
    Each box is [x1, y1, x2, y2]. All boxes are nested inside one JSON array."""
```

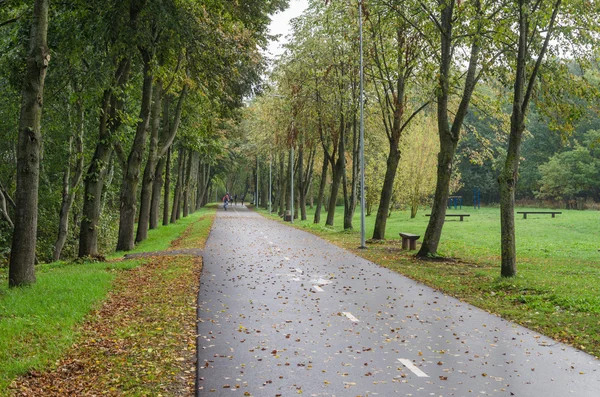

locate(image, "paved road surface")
[[196, 205, 600, 396]]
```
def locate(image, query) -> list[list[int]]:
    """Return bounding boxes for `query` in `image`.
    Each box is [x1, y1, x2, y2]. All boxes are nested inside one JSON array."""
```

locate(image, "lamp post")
[[269, 153, 272, 214], [256, 156, 259, 207], [358, 0, 366, 249], [290, 122, 294, 224]]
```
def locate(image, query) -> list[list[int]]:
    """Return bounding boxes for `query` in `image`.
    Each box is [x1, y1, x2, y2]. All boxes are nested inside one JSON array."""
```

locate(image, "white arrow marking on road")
[[312, 286, 324, 292], [398, 359, 429, 378], [342, 312, 359, 322]]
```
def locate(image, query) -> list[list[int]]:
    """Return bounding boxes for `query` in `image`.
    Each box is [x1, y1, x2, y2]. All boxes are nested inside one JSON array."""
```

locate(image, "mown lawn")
[[0, 206, 216, 394], [259, 205, 600, 358]]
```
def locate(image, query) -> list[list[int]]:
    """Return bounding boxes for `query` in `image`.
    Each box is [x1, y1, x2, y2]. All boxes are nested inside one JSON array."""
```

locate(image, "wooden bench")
[[516, 211, 562, 219], [426, 214, 471, 221], [399, 233, 420, 250]]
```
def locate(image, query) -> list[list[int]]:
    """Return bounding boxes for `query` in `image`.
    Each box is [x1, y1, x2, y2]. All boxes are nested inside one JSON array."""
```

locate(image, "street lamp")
[[359, 0, 366, 249], [269, 153, 272, 214]]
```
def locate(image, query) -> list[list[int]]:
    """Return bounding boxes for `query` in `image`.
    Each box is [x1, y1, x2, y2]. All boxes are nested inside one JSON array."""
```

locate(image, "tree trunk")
[[279, 153, 287, 215], [301, 149, 315, 221], [182, 150, 193, 217], [150, 154, 165, 229], [372, 142, 401, 239], [326, 121, 346, 227], [80, 59, 130, 257], [344, 115, 359, 231], [136, 80, 162, 243], [498, 0, 561, 277], [9, 0, 49, 286], [53, 98, 85, 260], [417, 0, 481, 258], [196, 162, 204, 210], [162, 146, 171, 226], [0, 188, 13, 228], [116, 52, 153, 251], [297, 145, 305, 220], [326, 150, 345, 227], [171, 147, 184, 223], [314, 154, 328, 224]]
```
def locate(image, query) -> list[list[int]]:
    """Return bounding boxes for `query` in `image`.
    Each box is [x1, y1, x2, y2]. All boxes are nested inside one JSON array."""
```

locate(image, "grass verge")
[[257, 205, 600, 358], [1, 206, 216, 395]]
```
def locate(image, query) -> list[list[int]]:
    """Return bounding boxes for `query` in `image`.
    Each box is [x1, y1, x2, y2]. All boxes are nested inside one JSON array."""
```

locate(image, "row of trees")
[[0, 0, 288, 286], [242, 0, 599, 277]]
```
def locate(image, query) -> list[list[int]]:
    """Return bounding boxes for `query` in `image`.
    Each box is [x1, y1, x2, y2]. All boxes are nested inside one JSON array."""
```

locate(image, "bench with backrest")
[[516, 211, 562, 219], [426, 214, 471, 221], [399, 233, 420, 250]]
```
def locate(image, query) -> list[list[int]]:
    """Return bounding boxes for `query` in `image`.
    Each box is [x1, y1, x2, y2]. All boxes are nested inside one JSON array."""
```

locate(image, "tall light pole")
[[359, 0, 367, 249], [256, 156, 259, 207], [269, 153, 272, 214], [290, 123, 294, 224]]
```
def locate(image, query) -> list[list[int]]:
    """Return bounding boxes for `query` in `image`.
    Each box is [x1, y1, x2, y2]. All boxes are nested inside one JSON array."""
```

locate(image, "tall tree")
[[417, 0, 490, 258], [9, 0, 49, 286], [367, 0, 431, 239], [498, 0, 562, 276]]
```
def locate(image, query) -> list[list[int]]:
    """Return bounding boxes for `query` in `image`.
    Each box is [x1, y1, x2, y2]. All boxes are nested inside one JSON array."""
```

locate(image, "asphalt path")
[[196, 205, 600, 396]]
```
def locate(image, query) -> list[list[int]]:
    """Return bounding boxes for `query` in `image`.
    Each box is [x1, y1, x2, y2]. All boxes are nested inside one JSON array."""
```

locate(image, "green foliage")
[[537, 139, 600, 203]]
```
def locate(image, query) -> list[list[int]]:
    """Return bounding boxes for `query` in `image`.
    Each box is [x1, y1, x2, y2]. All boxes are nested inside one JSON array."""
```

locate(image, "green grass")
[[258, 205, 600, 357], [0, 207, 215, 393]]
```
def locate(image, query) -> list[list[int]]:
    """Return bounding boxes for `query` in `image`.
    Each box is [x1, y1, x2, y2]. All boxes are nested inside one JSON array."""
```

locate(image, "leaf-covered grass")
[[259, 205, 600, 357], [0, 207, 216, 394]]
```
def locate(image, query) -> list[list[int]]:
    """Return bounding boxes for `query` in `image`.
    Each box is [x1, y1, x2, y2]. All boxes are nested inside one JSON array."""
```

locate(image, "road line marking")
[[311, 278, 332, 285], [398, 359, 429, 378], [342, 312, 359, 322], [312, 286, 324, 292]]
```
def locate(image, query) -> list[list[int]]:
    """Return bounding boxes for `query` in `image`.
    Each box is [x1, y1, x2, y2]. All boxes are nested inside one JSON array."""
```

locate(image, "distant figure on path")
[[241, 196, 244, 206], [222, 193, 230, 211], [234, 194, 238, 205]]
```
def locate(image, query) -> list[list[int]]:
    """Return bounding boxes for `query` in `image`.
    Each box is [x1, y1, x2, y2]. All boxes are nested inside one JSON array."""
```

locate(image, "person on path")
[[222, 193, 230, 211], [234, 194, 238, 206]]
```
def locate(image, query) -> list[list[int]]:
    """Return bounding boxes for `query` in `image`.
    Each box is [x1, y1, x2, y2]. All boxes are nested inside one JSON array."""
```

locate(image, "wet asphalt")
[[196, 205, 600, 396]]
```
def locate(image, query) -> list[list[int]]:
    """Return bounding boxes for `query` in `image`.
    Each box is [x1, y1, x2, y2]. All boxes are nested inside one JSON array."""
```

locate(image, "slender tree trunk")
[[417, 0, 480, 258], [9, 0, 49, 286], [163, 146, 171, 226], [314, 154, 328, 224], [182, 150, 193, 217], [80, 59, 130, 257], [150, 154, 165, 229], [279, 153, 287, 215], [326, 122, 346, 227], [171, 147, 184, 223], [136, 80, 162, 242], [344, 116, 359, 231], [499, 135, 521, 277], [196, 162, 204, 211], [302, 149, 315, 221], [53, 99, 84, 260], [498, 0, 560, 277], [372, 142, 401, 239], [116, 52, 153, 251], [326, 159, 343, 226], [297, 145, 305, 220]]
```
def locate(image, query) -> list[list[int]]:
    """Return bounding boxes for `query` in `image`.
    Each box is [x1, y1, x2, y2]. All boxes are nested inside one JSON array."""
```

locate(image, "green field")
[[260, 205, 600, 357]]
